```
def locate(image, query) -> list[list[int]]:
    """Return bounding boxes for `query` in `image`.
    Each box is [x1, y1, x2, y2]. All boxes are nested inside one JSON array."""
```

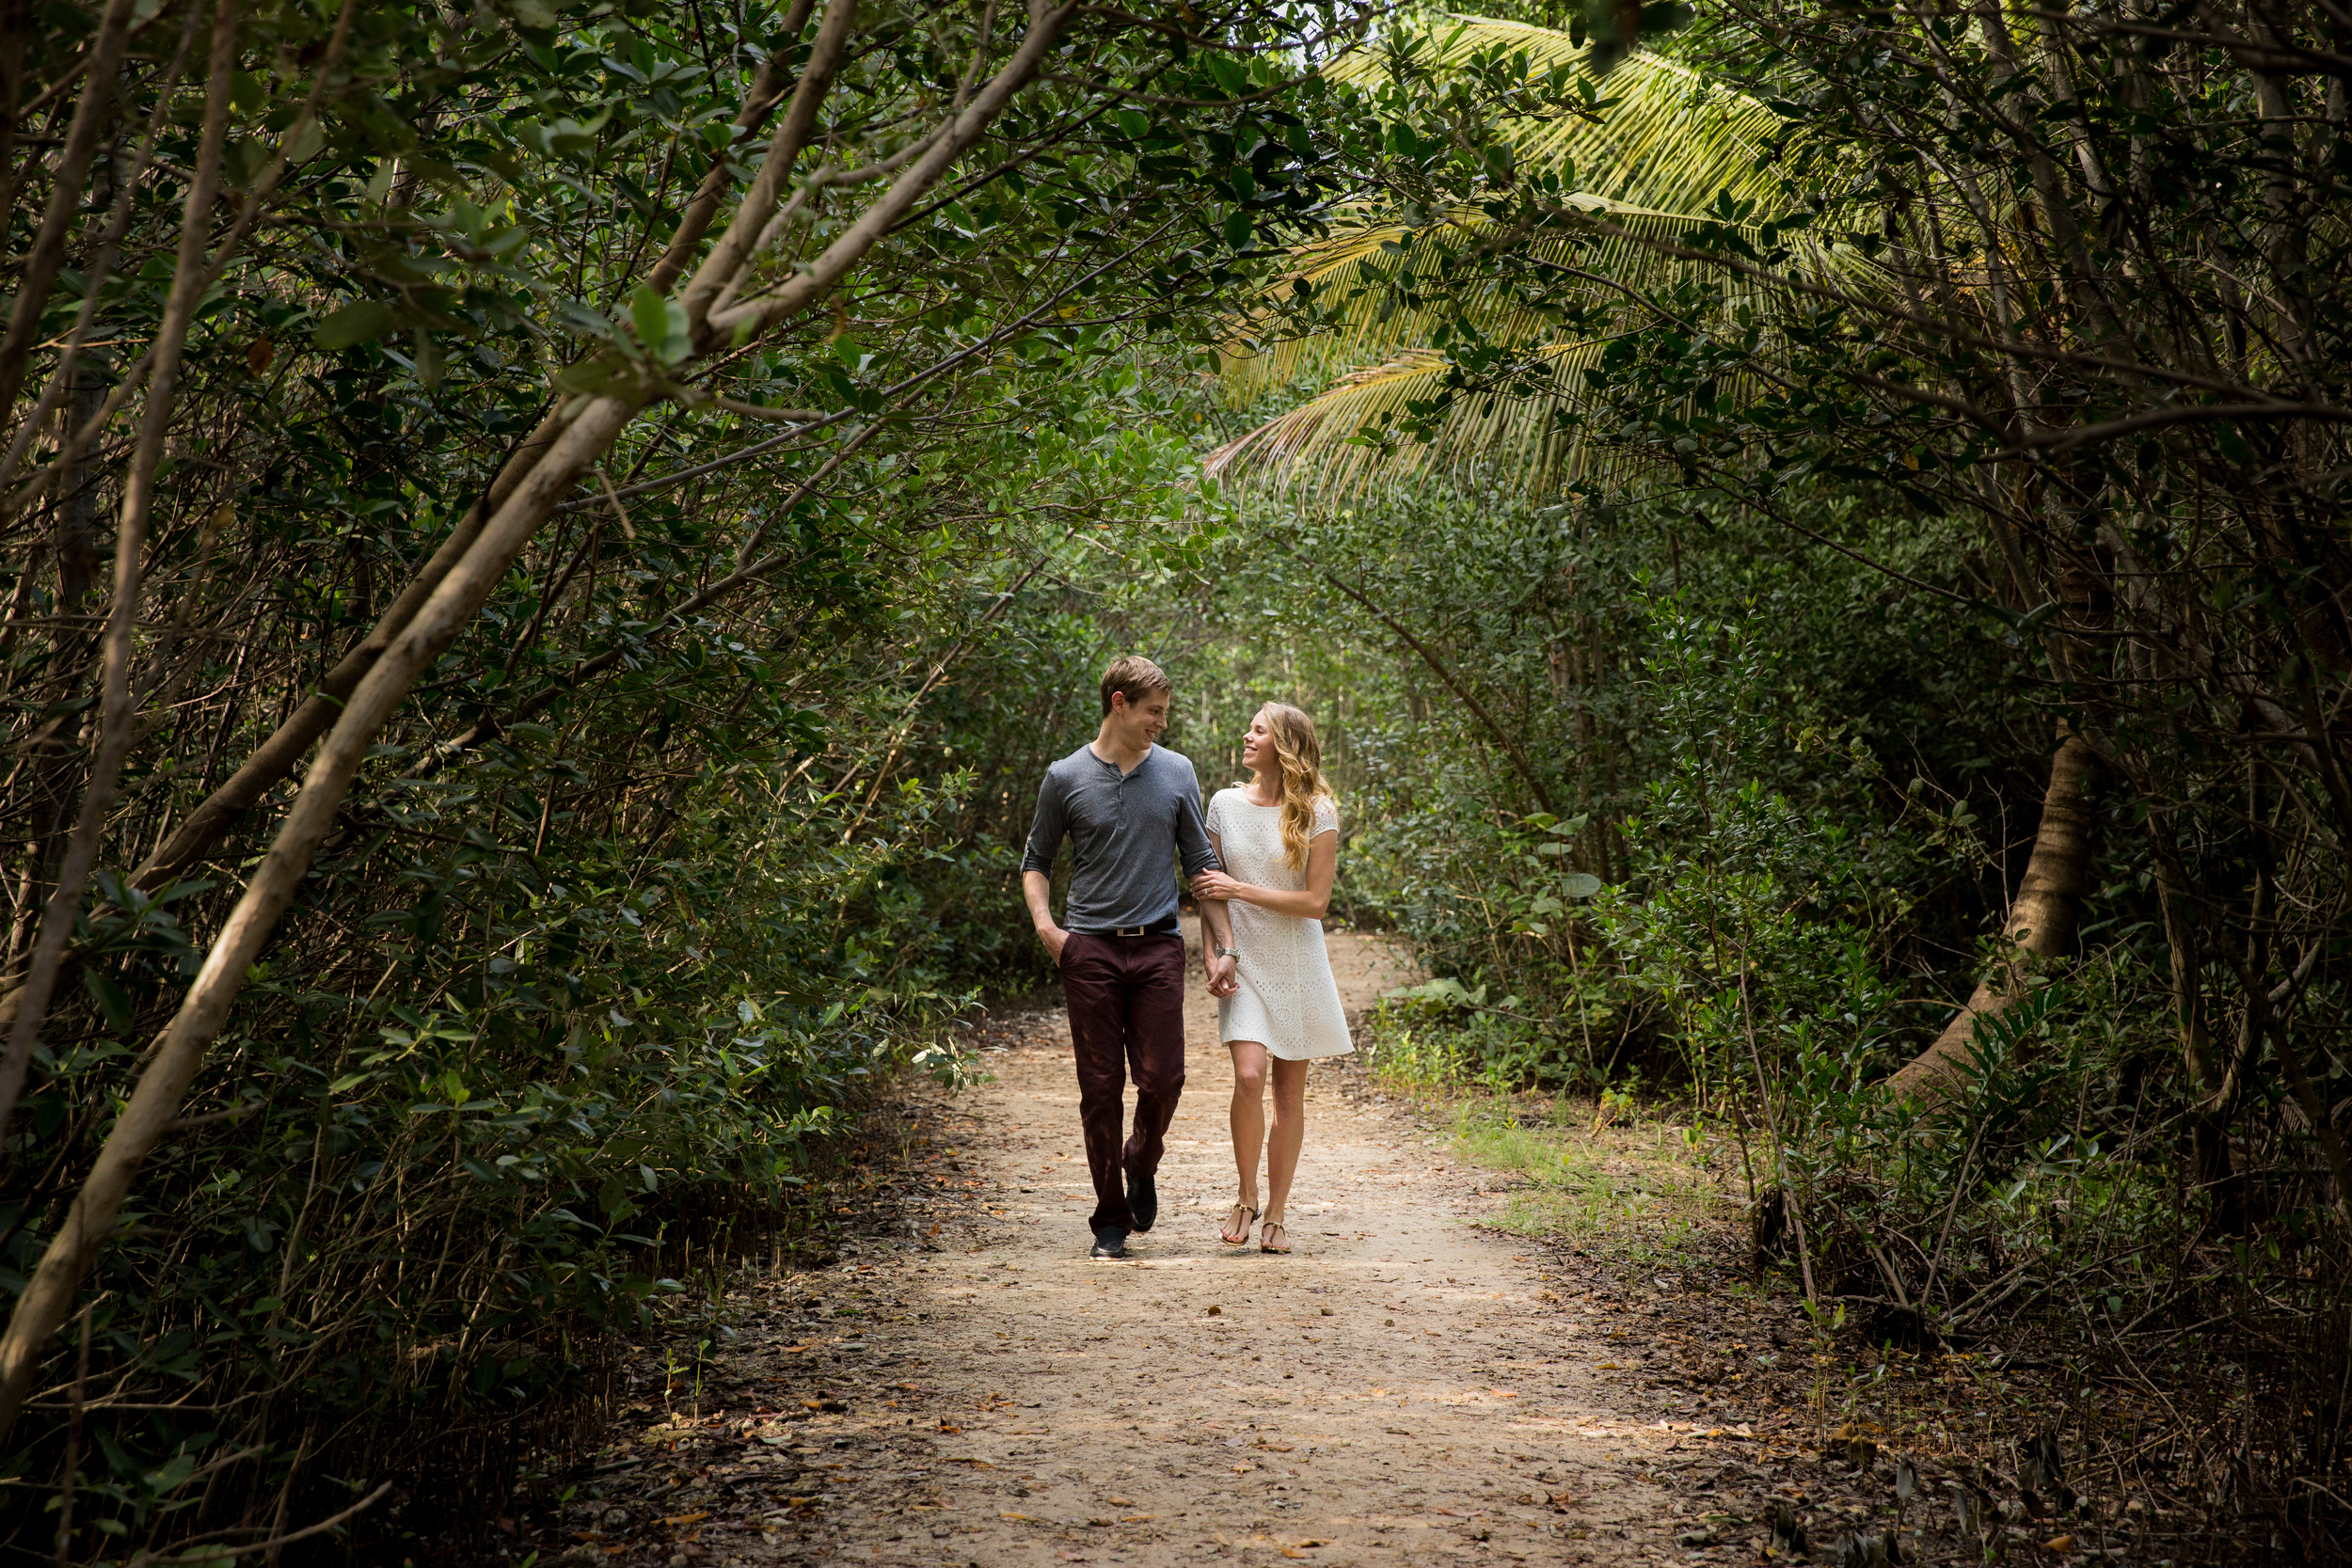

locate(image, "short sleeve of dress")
[[1313, 796, 1339, 838], [1205, 788, 1226, 838]]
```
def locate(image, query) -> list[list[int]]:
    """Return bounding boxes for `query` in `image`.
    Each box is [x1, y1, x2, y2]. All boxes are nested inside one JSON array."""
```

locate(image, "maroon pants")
[[1058, 931, 1187, 1232]]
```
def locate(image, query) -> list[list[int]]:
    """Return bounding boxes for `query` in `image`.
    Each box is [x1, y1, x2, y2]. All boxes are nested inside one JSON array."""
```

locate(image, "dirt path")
[[544, 925, 1703, 1568]]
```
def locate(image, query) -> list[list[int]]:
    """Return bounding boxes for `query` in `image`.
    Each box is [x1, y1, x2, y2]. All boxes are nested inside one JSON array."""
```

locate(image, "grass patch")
[[1445, 1094, 1727, 1268], [1359, 1018, 1740, 1270]]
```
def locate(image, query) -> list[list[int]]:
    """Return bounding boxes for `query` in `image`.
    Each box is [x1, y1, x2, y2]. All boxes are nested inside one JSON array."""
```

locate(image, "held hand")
[[1206, 950, 1238, 997], [1192, 869, 1246, 903], [1038, 923, 1069, 965]]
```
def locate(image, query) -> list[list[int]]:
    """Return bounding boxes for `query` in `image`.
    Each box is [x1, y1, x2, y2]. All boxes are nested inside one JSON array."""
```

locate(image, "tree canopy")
[[7, 0, 2352, 1556]]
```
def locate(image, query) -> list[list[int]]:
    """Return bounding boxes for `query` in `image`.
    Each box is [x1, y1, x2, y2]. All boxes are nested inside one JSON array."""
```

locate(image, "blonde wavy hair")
[[1255, 703, 1334, 870]]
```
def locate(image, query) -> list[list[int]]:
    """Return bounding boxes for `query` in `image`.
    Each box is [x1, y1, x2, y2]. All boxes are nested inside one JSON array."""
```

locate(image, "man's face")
[[1110, 689, 1170, 745]]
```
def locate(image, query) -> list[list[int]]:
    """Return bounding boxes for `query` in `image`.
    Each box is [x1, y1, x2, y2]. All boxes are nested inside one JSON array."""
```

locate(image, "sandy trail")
[[558, 924, 1691, 1568]]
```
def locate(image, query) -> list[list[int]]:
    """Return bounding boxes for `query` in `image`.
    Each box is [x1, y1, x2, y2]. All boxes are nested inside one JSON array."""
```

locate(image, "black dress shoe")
[[1089, 1227, 1129, 1259], [1127, 1170, 1157, 1232]]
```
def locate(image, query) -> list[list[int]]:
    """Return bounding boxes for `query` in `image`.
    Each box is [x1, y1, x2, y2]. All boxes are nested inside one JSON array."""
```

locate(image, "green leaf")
[[312, 299, 396, 350], [554, 351, 638, 394], [630, 283, 691, 365], [1223, 211, 1253, 251], [145, 1452, 199, 1494], [284, 117, 325, 164], [631, 284, 669, 352], [1383, 976, 1488, 1008], [1563, 873, 1603, 899], [82, 969, 134, 1033]]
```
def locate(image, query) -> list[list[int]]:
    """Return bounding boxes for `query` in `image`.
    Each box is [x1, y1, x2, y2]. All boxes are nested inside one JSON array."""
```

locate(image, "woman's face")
[[1241, 710, 1275, 773]]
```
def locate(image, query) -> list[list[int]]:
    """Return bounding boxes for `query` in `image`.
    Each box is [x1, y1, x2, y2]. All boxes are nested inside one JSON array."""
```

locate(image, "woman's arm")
[[1191, 831, 1336, 920]]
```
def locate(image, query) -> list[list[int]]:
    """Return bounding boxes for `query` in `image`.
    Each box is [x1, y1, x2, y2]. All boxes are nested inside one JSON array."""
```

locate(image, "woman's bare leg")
[[1262, 1057, 1310, 1232], [1226, 1041, 1269, 1242]]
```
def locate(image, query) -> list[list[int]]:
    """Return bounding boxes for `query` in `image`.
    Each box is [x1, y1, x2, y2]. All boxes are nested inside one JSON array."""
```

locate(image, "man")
[[1021, 655, 1238, 1259]]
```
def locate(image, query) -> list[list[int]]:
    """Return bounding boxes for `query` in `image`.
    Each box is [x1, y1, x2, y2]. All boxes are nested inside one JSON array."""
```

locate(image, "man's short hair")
[[1101, 654, 1175, 715]]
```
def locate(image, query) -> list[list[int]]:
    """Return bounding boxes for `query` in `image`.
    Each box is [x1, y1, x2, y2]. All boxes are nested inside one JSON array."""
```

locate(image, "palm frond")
[[1207, 341, 1649, 500], [1331, 15, 1790, 212], [1213, 13, 1852, 501], [1220, 196, 1761, 398]]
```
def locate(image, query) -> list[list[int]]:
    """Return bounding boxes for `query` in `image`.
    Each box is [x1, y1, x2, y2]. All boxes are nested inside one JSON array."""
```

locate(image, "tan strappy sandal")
[[1221, 1204, 1258, 1245], [1259, 1216, 1291, 1254]]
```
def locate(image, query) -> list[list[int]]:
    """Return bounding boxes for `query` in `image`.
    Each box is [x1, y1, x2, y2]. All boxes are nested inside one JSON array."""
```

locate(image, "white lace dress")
[[1204, 788, 1354, 1061]]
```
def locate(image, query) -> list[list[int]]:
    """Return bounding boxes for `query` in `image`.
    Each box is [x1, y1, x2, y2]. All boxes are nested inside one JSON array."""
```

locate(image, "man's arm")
[[1019, 770, 1069, 964], [1022, 869, 1068, 965], [1185, 784, 1237, 996], [1173, 772, 1221, 880]]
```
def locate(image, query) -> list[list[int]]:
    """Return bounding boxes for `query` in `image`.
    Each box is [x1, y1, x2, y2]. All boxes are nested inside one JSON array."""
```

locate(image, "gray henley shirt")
[[1020, 742, 1222, 934]]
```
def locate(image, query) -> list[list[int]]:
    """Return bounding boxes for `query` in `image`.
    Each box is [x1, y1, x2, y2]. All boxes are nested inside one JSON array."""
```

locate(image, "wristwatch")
[[1216, 945, 1239, 958]]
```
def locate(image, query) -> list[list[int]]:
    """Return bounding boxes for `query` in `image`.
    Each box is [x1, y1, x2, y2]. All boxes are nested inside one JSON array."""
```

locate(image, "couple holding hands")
[[1019, 655, 1353, 1261]]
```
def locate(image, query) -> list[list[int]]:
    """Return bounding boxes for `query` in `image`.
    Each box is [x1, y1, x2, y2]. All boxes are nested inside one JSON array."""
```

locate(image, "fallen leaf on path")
[[1000, 1513, 1034, 1522], [659, 1513, 707, 1527], [1107, 1496, 1135, 1506], [2043, 1536, 2074, 1552]]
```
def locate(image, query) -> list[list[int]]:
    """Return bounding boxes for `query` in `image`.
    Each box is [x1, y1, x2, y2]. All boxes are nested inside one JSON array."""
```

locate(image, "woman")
[[1192, 703, 1352, 1255]]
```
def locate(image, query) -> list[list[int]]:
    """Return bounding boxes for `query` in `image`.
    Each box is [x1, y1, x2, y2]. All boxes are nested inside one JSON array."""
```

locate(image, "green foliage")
[[4, 0, 1358, 1547], [1163, 481, 2008, 1068], [1582, 604, 1927, 1130], [1213, 11, 1810, 497]]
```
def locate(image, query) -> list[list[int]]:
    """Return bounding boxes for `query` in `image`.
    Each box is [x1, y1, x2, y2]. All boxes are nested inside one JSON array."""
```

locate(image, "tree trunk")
[[2147, 806, 2246, 1231], [1887, 729, 2100, 1101]]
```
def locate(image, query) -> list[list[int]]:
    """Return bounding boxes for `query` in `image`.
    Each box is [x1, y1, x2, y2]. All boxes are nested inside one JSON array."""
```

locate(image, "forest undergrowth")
[[1352, 1007, 2346, 1563]]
